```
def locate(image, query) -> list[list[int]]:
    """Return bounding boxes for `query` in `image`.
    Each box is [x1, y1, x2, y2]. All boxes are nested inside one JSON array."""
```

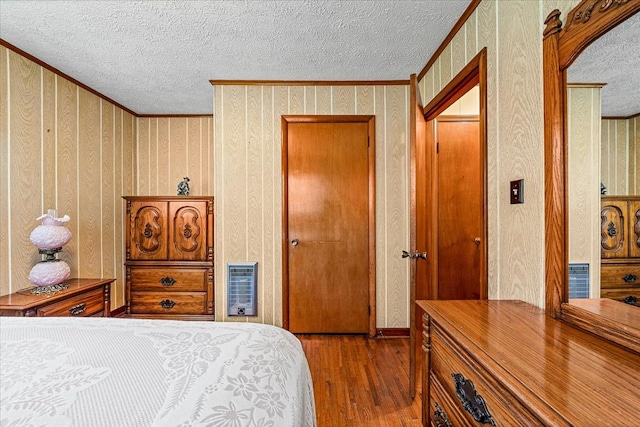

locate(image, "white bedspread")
[[0, 317, 316, 427]]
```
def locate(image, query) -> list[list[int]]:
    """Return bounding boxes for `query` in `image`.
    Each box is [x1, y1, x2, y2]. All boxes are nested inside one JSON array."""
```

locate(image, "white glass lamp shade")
[[29, 214, 72, 249], [29, 260, 71, 287]]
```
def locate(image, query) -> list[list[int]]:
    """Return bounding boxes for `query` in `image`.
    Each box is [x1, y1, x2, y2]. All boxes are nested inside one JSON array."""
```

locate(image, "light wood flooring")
[[297, 335, 422, 427]]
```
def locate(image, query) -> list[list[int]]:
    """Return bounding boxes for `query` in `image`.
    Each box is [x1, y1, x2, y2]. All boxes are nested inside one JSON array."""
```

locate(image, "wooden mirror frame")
[[543, 0, 640, 353]]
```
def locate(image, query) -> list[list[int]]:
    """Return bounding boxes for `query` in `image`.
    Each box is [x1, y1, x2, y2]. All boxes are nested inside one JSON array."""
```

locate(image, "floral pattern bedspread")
[[0, 316, 316, 427]]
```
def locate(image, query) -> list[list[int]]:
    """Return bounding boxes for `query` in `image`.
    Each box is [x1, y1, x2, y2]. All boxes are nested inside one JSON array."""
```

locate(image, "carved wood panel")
[[128, 201, 168, 261], [600, 201, 626, 258], [631, 200, 640, 258], [169, 202, 207, 261]]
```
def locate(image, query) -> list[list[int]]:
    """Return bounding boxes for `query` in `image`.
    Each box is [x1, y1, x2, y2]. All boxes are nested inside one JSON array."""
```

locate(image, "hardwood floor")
[[297, 335, 422, 427]]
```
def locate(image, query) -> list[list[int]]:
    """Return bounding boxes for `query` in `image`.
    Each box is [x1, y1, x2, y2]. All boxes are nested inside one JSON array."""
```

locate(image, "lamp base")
[[29, 282, 69, 295], [28, 259, 71, 287]]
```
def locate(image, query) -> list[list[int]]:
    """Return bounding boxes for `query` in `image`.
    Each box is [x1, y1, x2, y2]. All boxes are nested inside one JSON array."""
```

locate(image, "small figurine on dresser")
[[177, 177, 190, 196]]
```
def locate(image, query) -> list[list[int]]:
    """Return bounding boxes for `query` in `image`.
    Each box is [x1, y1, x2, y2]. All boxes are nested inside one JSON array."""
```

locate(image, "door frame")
[[410, 47, 488, 397], [281, 115, 376, 336]]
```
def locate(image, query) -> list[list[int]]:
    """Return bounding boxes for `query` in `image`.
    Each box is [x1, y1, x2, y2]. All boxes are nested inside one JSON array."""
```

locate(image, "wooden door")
[[283, 117, 374, 334], [436, 117, 482, 299]]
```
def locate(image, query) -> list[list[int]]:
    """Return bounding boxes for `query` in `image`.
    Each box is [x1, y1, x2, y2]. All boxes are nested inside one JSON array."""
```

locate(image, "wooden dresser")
[[0, 278, 112, 317], [418, 299, 640, 426], [600, 196, 640, 303], [124, 196, 214, 320]]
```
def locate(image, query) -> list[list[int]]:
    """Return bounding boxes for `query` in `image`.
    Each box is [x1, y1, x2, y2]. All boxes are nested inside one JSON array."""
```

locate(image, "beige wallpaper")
[[0, 45, 214, 310], [3, 0, 594, 321], [213, 84, 410, 327], [634, 116, 639, 195], [602, 117, 639, 196], [567, 86, 601, 297], [136, 117, 213, 196], [0, 45, 136, 308], [418, 0, 581, 307]]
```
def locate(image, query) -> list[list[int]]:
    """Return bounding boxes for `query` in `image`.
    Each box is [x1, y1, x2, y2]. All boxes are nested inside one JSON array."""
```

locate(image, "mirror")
[[566, 16, 639, 301], [543, 0, 640, 353]]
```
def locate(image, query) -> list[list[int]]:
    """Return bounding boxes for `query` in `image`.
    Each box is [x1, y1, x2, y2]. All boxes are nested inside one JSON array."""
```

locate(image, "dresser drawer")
[[601, 263, 640, 289], [600, 288, 640, 302], [129, 267, 209, 292], [130, 291, 207, 315], [428, 373, 469, 426], [37, 287, 105, 317], [430, 327, 542, 426]]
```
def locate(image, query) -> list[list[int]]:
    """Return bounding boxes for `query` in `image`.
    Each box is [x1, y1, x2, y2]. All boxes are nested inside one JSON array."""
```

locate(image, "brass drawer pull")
[[452, 373, 495, 425], [69, 303, 86, 316], [622, 274, 638, 283], [159, 277, 177, 287], [433, 402, 452, 427], [159, 299, 176, 309]]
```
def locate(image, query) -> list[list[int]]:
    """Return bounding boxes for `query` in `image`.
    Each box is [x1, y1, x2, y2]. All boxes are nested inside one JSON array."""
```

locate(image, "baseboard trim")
[[375, 328, 410, 338]]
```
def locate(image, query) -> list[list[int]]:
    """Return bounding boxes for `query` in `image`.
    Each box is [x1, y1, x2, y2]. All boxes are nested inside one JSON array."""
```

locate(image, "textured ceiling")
[[0, 0, 470, 115], [567, 14, 639, 118]]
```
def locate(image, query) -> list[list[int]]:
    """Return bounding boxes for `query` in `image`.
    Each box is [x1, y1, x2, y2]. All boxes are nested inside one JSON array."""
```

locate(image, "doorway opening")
[[409, 48, 488, 397]]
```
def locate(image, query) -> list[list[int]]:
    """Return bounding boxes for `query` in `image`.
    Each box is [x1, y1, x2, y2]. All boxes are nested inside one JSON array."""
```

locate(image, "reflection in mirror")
[[566, 17, 639, 306], [542, 0, 640, 353]]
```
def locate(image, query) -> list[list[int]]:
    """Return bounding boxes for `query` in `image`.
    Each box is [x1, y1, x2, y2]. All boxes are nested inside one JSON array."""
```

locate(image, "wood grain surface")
[[419, 299, 640, 426], [299, 334, 422, 427]]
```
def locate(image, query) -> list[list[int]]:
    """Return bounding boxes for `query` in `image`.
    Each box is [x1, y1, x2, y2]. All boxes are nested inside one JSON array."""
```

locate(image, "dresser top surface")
[[0, 278, 112, 310], [417, 299, 640, 424]]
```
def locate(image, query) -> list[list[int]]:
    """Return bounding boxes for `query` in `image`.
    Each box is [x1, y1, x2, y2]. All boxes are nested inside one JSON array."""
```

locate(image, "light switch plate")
[[510, 179, 524, 204]]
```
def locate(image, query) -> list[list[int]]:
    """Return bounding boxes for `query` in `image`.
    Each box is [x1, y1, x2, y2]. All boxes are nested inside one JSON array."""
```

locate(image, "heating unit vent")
[[568, 263, 589, 299], [227, 262, 258, 316]]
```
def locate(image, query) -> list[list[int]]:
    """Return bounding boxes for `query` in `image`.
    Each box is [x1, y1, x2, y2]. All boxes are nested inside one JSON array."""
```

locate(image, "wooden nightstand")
[[0, 278, 113, 317]]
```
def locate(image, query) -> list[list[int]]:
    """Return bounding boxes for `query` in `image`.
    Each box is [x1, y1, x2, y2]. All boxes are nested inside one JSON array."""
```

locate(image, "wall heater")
[[227, 262, 258, 316], [568, 263, 590, 299]]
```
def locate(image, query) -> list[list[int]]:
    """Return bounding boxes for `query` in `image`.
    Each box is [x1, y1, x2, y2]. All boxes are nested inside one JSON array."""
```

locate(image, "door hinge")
[[368, 305, 371, 315], [436, 142, 440, 153], [367, 136, 370, 147]]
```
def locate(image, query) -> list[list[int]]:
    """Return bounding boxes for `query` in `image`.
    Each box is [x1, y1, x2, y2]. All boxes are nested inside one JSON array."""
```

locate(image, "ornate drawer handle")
[[143, 223, 153, 238], [159, 299, 176, 309], [623, 296, 638, 305], [622, 274, 638, 283], [452, 373, 495, 425], [159, 277, 177, 287], [69, 303, 86, 316], [433, 402, 452, 427]]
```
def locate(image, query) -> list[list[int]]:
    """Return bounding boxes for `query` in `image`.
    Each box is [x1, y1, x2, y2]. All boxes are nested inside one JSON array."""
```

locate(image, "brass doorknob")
[[291, 238, 299, 246], [474, 237, 481, 245]]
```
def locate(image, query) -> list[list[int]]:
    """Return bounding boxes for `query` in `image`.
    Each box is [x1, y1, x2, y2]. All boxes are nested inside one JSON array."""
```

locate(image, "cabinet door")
[[630, 200, 640, 258], [129, 201, 168, 260], [169, 201, 208, 261], [601, 200, 628, 259]]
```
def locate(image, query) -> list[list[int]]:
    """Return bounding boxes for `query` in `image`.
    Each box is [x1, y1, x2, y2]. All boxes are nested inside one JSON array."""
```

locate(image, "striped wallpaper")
[[213, 84, 411, 327], [0, 45, 213, 310], [418, 0, 581, 308]]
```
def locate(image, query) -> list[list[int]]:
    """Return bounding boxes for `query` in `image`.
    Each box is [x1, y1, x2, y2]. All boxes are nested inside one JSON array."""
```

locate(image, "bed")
[[0, 316, 316, 426]]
